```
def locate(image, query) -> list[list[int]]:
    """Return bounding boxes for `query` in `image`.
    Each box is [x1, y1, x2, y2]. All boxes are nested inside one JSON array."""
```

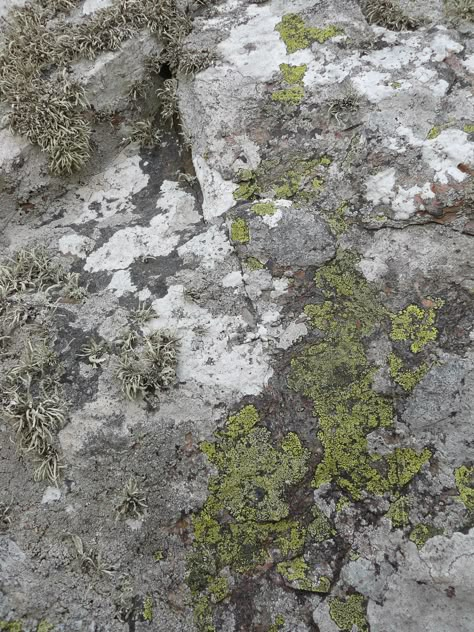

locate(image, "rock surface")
[[0, 0, 473, 631]]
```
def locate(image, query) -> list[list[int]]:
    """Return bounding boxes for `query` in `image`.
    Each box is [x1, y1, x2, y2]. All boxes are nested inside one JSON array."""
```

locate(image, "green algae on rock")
[[329, 593, 368, 631], [275, 14, 343, 54]]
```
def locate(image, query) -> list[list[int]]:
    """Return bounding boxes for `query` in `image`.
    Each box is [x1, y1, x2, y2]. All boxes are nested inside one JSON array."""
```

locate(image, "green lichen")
[[455, 465, 474, 511], [0, 624, 22, 632], [272, 86, 305, 104], [233, 169, 259, 201], [387, 496, 410, 527], [251, 202, 277, 216], [290, 252, 431, 500], [153, 549, 164, 561], [230, 219, 250, 244], [409, 523, 442, 548], [246, 257, 264, 270], [390, 300, 443, 353], [427, 126, 442, 140], [280, 63, 307, 84], [189, 407, 310, 629], [208, 577, 229, 604], [326, 201, 349, 236], [275, 14, 343, 54], [464, 124, 474, 133], [336, 496, 350, 512], [329, 594, 368, 631], [277, 557, 330, 592], [389, 353, 430, 391], [37, 624, 53, 632], [143, 595, 153, 622], [391, 81, 402, 88], [268, 615, 285, 632], [308, 506, 335, 542]]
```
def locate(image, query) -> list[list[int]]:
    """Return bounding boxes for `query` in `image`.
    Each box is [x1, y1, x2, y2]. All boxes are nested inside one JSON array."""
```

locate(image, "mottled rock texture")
[[0, 0, 473, 631]]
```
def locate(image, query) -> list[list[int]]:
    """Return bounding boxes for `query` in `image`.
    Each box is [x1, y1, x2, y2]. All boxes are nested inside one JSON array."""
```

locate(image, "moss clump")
[[308, 506, 335, 542], [409, 523, 442, 548], [387, 496, 410, 527], [389, 353, 429, 391], [246, 257, 264, 270], [230, 219, 250, 244], [329, 594, 368, 631], [251, 202, 276, 216], [189, 407, 310, 628], [455, 465, 474, 511], [280, 63, 307, 84], [277, 557, 330, 592], [143, 595, 153, 622], [275, 14, 343, 54], [390, 300, 443, 353], [290, 251, 432, 500], [272, 86, 305, 104]]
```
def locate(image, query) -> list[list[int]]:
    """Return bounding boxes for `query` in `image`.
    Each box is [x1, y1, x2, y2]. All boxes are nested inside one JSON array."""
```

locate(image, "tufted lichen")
[[455, 465, 474, 511], [329, 593, 368, 631], [275, 14, 343, 54], [230, 219, 250, 244], [390, 300, 443, 353], [290, 251, 432, 500], [389, 353, 430, 391]]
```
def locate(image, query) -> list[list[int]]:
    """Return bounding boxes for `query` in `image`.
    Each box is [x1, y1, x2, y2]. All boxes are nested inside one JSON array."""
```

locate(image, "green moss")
[[272, 86, 305, 104], [275, 14, 343, 54], [280, 63, 307, 84], [308, 507, 335, 542], [230, 219, 250, 244], [427, 126, 442, 140], [389, 353, 430, 391], [290, 252, 432, 500], [37, 624, 53, 632], [409, 523, 442, 548], [387, 496, 410, 527], [208, 577, 229, 603], [251, 202, 276, 216], [455, 465, 474, 511], [390, 300, 443, 353], [464, 124, 474, 133], [143, 595, 153, 622], [246, 257, 264, 270], [277, 557, 330, 592], [0, 624, 22, 632], [329, 594, 368, 631]]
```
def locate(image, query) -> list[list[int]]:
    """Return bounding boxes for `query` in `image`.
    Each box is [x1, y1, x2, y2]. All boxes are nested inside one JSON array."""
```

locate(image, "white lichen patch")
[[107, 269, 137, 297], [85, 182, 199, 272], [177, 225, 233, 270], [148, 285, 272, 397], [59, 233, 95, 258], [193, 155, 236, 221]]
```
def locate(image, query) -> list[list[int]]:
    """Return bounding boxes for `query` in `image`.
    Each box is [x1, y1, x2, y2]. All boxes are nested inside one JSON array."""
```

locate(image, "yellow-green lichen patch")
[[308, 506, 335, 542], [0, 624, 22, 632], [409, 523, 442, 548], [326, 201, 349, 236], [277, 557, 330, 592], [427, 126, 442, 140], [208, 577, 230, 604], [246, 256, 264, 270], [387, 496, 410, 527], [268, 614, 285, 632], [143, 595, 153, 622], [233, 169, 259, 201], [188, 407, 311, 629], [272, 85, 305, 105], [464, 124, 474, 133], [230, 219, 250, 243], [389, 353, 430, 391], [251, 201, 277, 216], [275, 14, 343, 54], [455, 465, 474, 511], [280, 63, 307, 84], [37, 624, 53, 632], [329, 594, 368, 631], [390, 299, 443, 353], [290, 251, 432, 500], [153, 549, 164, 561]]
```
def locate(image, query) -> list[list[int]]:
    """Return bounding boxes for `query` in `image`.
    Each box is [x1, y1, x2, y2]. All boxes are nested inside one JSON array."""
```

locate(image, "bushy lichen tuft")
[[275, 14, 343, 54], [329, 593, 368, 631], [230, 219, 250, 243]]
